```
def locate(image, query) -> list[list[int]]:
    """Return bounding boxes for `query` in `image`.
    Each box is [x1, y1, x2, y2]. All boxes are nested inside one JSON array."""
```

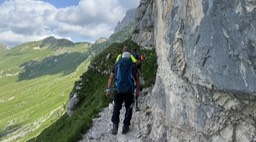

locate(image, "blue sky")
[[41, 0, 80, 8], [0, 0, 140, 47]]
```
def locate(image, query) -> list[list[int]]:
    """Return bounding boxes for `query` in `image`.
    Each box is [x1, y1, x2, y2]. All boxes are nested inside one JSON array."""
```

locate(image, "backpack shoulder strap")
[[115, 54, 122, 63]]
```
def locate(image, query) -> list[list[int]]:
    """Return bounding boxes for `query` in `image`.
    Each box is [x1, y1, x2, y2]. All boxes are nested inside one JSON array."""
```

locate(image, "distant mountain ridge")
[[114, 8, 136, 33], [39, 36, 74, 48], [94, 37, 107, 44]]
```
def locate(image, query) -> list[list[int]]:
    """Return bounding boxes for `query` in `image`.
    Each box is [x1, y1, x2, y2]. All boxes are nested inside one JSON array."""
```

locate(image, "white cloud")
[[0, 0, 58, 46], [0, 0, 139, 47], [55, 0, 125, 27], [56, 23, 113, 38], [0, 31, 45, 46]]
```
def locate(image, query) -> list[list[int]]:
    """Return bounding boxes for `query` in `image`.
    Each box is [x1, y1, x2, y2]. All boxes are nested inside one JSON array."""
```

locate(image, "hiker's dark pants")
[[111, 91, 134, 126]]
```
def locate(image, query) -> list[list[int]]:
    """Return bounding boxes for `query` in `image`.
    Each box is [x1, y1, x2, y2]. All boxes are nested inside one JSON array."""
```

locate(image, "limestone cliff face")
[[132, 0, 156, 49], [133, 0, 256, 141]]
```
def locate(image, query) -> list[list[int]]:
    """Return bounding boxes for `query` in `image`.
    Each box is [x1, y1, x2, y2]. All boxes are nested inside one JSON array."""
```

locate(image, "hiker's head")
[[122, 46, 129, 53], [122, 46, 131, 58], [132, 48, 137, 52]]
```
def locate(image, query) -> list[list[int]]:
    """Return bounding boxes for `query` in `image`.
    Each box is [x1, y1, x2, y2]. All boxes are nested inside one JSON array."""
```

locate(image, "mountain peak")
[[40, 36, 74, 48], [95, 37, 107, 44], [42, 36, 56, 41]]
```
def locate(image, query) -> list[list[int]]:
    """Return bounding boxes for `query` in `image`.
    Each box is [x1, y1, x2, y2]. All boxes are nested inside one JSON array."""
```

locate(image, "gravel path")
[[79, 88, 153, 142]]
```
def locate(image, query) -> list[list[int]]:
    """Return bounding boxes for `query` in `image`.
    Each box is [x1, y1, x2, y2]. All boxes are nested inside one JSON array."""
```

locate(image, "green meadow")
[[0, 40, 92, 142]]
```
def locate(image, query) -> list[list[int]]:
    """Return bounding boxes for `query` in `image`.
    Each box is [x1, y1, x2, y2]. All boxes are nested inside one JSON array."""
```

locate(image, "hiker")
[[131, 48, 140, 60], [105, 46, 140, 135], [131, 48, 144, 76], [131, 48, 144, 111]]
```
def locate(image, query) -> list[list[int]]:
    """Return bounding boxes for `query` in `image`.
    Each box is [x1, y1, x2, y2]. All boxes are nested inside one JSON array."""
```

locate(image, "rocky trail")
[[79, 88, 153, 142]]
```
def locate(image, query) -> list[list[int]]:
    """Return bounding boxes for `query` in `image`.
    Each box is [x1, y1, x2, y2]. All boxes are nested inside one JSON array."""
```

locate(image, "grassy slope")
[[28, 39, 157, 142], [0, 42, 91, 142]]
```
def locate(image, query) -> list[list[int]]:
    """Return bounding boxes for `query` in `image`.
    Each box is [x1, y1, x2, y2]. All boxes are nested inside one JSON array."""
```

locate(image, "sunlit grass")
[[0, 43, 91, 142]]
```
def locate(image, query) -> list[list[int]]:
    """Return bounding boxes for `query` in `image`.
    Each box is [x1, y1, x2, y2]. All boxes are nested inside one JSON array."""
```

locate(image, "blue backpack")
[[114, 57, 136, 94]]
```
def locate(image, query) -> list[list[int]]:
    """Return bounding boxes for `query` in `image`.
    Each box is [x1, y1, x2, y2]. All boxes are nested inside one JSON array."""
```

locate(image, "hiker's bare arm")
[[106, 73, 114, 97], [107, 72, 114, 88], [135, 72, 140, 96]]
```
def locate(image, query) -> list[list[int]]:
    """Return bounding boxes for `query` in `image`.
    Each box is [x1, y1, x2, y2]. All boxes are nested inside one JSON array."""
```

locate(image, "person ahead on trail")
[[105, 46, 140, 135], [131, 48, 141, 60], [116, 47, 140, 65], [131, 48, 143, 71]]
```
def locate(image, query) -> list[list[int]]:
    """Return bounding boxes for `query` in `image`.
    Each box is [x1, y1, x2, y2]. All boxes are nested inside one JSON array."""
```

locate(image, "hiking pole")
[[135, 96, 140, 112], [125, 94, 135, 120]]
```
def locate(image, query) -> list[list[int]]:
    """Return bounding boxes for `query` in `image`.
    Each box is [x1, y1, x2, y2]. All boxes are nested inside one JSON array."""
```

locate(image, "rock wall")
[[133, 0, 256, 141], [132, 0, 156, 49]]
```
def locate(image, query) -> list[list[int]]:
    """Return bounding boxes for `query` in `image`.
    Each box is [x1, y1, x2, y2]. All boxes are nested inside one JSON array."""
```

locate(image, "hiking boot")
[[112, 123, 118, 135], [122, 125, 129, 134]]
